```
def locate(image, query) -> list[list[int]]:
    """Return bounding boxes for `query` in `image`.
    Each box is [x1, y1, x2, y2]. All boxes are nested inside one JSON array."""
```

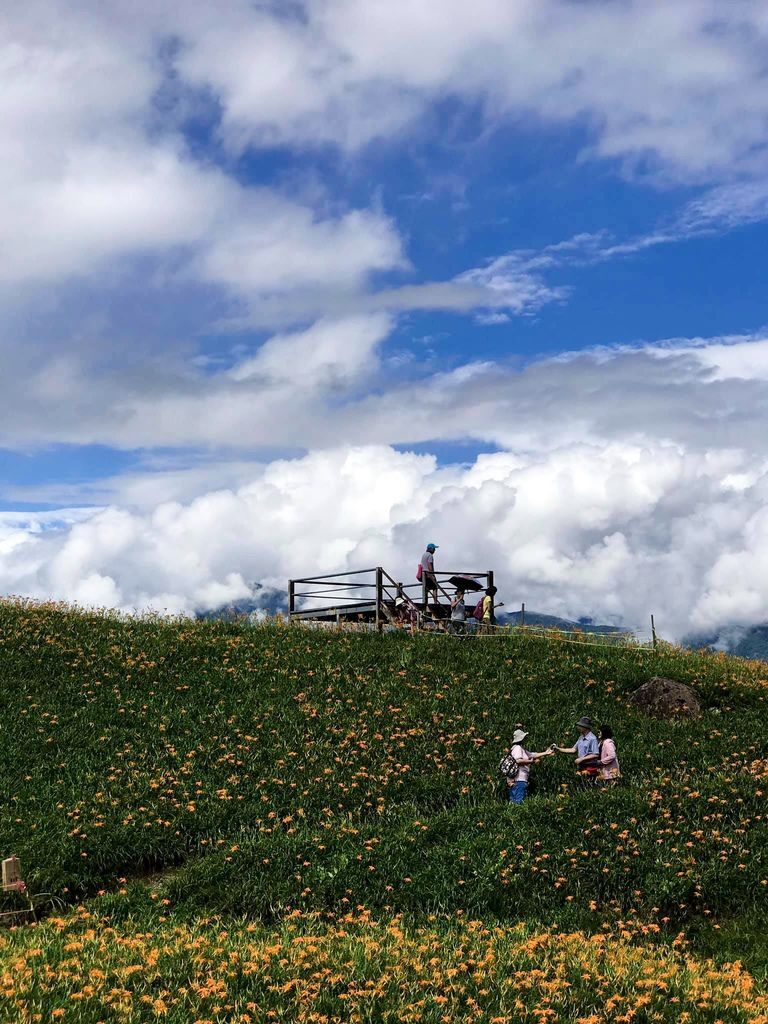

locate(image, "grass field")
[[1, 598, 767, 1022]]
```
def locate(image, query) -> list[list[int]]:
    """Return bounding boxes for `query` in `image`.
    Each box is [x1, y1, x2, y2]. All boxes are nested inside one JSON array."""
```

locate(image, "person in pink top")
[[500, 728, 554, 803], [597, 724, 620, 783]]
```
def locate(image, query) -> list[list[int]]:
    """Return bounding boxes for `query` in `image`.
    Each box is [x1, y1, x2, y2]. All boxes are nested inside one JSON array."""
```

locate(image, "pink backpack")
[[473, 597, 485, 619], [416, 563, 423, 582]]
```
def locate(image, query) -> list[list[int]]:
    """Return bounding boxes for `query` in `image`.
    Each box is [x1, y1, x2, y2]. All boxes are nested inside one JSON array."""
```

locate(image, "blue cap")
[[427, 543, 438, 551]]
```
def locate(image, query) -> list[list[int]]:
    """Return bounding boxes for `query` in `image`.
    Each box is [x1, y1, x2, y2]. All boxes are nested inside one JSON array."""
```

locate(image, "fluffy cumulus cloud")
[[2, 439, 768, 640], [5, 335, 768, 638]]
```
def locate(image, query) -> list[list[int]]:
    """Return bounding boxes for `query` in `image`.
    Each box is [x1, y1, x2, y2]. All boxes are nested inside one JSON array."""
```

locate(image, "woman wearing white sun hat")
[[499, 729, 554, 804]]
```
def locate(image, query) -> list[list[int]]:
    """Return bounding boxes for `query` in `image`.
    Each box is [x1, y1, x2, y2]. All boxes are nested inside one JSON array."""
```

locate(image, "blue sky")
[[3, 0, 768, 635]]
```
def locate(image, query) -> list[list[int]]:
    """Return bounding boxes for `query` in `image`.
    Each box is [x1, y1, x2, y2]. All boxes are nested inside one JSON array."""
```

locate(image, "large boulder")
[[628, 676, 702, 719]]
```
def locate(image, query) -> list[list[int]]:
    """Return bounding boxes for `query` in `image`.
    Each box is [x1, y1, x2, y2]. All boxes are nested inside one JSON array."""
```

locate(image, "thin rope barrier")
[[293, 618, 655, 650]]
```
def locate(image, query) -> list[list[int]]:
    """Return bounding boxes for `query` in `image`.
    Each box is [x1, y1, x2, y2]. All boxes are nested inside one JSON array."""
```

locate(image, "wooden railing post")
[[375, 567, 383, 632], [288, 580, 295, 619]]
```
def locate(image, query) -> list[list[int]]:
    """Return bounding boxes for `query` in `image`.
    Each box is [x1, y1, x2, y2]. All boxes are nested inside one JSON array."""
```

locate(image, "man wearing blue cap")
[[420, 542, 439, 606]]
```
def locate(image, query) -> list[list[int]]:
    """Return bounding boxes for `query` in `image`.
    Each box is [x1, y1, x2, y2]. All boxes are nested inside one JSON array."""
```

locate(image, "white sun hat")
[[512, 729, 529, 744]]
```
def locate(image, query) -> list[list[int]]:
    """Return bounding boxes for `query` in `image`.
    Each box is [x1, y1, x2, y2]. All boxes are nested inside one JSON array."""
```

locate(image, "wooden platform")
[[288, 566, 493, 627], [290, 599, 453, 623]]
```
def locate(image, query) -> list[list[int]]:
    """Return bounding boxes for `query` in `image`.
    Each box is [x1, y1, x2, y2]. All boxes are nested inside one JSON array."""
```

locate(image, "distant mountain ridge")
[[685, 624, 768, 662], [195, 586, 280, 623], [496, 609, 623, 633]]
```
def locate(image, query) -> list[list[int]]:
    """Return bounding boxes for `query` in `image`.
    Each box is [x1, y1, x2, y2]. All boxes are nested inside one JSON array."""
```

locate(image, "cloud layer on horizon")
[[2, 439, 766, 641], [4, 333, 768, 639]]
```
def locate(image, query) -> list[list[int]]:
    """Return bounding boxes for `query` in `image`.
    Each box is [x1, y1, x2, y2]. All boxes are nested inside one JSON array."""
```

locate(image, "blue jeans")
[[508, 781, 528, 804]]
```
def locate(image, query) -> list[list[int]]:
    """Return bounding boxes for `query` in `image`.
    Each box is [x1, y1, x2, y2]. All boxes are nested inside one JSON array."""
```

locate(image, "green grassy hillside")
[[1, 599, 767, 1022]]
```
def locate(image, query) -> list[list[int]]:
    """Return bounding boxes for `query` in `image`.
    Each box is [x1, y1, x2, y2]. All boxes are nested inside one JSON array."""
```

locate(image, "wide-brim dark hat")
[[576, 716, 593, 729]]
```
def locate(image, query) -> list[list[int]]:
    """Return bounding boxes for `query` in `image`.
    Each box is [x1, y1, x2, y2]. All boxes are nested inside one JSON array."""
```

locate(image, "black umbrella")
[[446, 575, 483, 592]]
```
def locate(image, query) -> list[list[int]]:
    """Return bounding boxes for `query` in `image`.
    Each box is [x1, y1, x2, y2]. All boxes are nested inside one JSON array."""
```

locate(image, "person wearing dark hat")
[[551, 717, 600, 781], [500, 728, 554, 804]]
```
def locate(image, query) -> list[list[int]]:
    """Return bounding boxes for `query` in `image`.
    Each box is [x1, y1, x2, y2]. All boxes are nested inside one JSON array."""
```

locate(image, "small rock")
[[628, 676, 702, 719]]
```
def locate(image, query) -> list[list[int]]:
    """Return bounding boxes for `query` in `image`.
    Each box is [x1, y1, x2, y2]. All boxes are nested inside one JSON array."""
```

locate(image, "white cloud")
[[0, 131, 404, 294], [455, 252, 570, 314], [584, 182, 768, 260], [3, 332, 766, 637], [5, 0, 768, 293], [174, 0, 768, 182], [0, 3, 404, 297], [198, 204, 405, 297], [4, 327, 768, 456], [229, 314, 393, 387], [660, 337, 768, 382], [5, 328, 768, 638], [1, 0, 582, 326], [212, 243, 571, 331], [693, 499, 768, 628], [2, 442, 766, 638], [4, 0, 768, 338], [674, 180, 768, 234]]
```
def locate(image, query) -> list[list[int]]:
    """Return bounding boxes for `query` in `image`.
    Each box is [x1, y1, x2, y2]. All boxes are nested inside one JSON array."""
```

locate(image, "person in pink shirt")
[[500, 728, 554, 803], [597, 724, 620, 783]]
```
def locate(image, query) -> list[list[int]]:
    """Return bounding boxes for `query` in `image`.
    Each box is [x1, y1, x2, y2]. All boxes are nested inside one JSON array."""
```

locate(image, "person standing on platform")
[[449, 589, 466, 634], [477, 585, 503, 631], [419, 542, 439, 606]]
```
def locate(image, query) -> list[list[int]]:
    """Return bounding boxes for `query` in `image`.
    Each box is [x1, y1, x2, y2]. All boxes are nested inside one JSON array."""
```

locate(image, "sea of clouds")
[[4, 335, 768, 639]]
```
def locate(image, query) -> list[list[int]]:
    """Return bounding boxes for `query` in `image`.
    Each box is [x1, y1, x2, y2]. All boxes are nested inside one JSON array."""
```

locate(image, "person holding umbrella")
[[449, 589, 467, 634]]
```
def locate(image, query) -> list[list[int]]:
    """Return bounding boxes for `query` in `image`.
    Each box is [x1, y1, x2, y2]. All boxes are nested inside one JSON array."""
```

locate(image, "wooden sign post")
[[2, 856, 23, 891], [0, 855, 35, 924]]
